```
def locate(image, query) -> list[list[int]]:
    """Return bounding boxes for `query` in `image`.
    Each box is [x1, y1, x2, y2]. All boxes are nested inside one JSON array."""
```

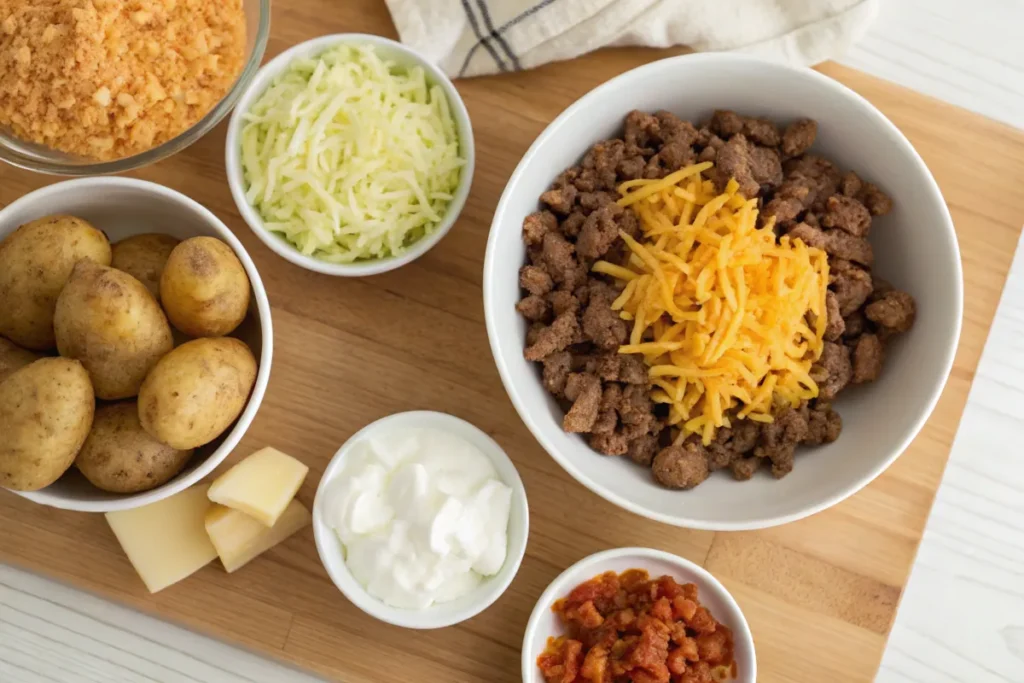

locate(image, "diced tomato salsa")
[[537, 569, 736, 683]]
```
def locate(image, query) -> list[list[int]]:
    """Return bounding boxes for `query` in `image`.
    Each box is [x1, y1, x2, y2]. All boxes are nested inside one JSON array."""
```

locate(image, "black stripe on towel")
[[458, 0, 560, 77], [459, 0, 508, 73], [477, 0, 522, 71]]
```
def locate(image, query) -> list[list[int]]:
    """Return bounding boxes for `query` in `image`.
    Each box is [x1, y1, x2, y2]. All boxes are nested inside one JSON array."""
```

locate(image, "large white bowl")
[[312, 411, 529, 629], [522, 547, 756, 683], [0, 178, 273, 513], [225, 33, 475, 277], [484, 53, 962, 530]]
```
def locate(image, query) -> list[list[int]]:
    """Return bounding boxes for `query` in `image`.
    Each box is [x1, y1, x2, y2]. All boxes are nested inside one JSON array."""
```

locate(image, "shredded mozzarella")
[[240, 44, 465, 262]]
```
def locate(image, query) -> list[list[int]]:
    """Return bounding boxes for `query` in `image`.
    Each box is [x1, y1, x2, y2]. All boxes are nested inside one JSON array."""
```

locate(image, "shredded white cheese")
[[240, 44, 465, 263]]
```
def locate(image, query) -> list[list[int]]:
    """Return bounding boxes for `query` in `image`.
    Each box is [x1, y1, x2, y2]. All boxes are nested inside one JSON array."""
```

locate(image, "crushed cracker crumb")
[[0, 0, 246, 161]]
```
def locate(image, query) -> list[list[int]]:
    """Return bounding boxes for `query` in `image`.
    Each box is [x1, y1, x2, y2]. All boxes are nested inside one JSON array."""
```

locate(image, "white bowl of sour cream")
[[312, 411, 529, 629]]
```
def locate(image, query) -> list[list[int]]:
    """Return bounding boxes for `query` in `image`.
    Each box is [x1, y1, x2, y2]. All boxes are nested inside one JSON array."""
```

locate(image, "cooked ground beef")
[[577, 203, 633, 260], [548, 289, 580, 316], [653, 443, 710, 489], [843, 310, 867, 339], [860, 182, 894, 216], [563, 373, 602, 433], [787, 222, 874, 266], [742, 116, 781, 147], [823, 195, 872, 237], [515, 294, 550, 322], [519, 264, 554, 296], [781, 119, 817, 158], [865, 290, 916, 333], [852, 333, 885, 384], [627, 433, 660, 466], [730, 456, 761, 481], [595, 384, 623, 434], [754, 406, 809, 479], [830, 258, 874, 316], [542, 350, 571, 395], [516, 109, 916, 489], [712, 134, 782, 198], [824, 291, 845, 341], [840, 172, 863, 200], [524, 310, 578, 361], [582, 287, 628, 349], [813, 341, 853, 401], [805, 402, 843, 445], [522, 210, 557, 246], [540, 184, 578, 214]]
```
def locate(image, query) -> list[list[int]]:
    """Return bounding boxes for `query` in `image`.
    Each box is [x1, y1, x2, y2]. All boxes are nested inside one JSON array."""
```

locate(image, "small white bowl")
[[312, 411, 529, 629], [0, 177, 273, 513], [522, 547, 756, 683], [483, 52, 962, 530], [225, 34, 475, 277]]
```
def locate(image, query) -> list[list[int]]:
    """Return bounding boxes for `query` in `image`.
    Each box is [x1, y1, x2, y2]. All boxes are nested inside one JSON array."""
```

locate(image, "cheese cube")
[[205, 499, 311, 573], [207, 447, 308, 526], [105, 485, 217, 593]]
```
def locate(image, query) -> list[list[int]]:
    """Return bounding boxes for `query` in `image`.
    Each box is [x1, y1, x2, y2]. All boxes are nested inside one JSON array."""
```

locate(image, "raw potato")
[[76, 402, 193, 494], [160, 237, 251, 337], [54, 261, 174, 400], [111, 233, 180, 301], [0, 358, 95, 491], [0, 215, 111, 349], [0, 337, 41, 383], [138, 337, 257, 450]]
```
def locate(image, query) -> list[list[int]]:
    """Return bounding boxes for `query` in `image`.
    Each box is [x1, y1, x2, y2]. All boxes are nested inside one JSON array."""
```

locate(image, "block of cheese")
[[207, 447, 308, 526], [205, 499, 311, 573], [105, 485, 217, 593]]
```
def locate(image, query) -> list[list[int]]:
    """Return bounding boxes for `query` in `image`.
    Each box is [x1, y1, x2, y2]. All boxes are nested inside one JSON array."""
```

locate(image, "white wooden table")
[[4, 0, 1024, 680], [876, 234, 1024, 683]]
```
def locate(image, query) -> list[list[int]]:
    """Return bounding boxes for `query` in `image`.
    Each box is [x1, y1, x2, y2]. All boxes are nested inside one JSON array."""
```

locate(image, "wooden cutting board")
[[3, 2, 1024, 682]]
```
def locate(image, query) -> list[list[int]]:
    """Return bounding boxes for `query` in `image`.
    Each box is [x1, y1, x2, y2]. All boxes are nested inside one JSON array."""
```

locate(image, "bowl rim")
[[0, 0, 271, 176], [224, 33, 476, 277], [311, 410, 529, 629], [5, 177, 274, 513], [483, 52, 964, 531], [520, 546, 757, 683]]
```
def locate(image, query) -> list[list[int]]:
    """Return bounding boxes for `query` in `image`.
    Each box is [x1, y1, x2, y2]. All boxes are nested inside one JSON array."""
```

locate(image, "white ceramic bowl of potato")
[[483, 53, 962, 530], [0, 178, 272, 512]]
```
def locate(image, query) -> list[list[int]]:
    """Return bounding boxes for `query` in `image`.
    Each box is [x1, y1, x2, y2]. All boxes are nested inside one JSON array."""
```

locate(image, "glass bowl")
[[0, 0, 270, 176]]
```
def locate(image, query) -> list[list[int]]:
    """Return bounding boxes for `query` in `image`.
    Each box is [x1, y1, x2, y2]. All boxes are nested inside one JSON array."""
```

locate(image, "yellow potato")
[[0, 215, 111, 350], [110, 233, 180, 301], [54, 261, 173, 400], [138, 337, 257, 450], [76, 401, 193, 494], [160, 236, 251, 337], [0, 336, 41, 384], [0, 357, 95, 491]]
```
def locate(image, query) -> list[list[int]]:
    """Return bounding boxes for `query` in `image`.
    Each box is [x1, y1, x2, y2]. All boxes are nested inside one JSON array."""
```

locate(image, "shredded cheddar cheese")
[[594, 162, 830, 445]]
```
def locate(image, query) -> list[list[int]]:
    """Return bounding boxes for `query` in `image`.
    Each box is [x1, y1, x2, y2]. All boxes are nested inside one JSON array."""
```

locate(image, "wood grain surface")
[[3, 2, 1024, 682]]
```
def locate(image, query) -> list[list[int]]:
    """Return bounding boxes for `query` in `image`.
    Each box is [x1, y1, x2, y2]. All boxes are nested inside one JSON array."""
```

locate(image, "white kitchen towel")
[[386, 0, 878, 78]]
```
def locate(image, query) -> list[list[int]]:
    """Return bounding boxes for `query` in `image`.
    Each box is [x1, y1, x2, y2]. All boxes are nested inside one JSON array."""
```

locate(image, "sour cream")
[[322, 426, 513, 609]]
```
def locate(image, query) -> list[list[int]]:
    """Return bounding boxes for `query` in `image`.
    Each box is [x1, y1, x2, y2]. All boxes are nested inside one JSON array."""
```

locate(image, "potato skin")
[[0, 337, 41, 384], [138, 337, 257, 450], [110, 233, 180, 301], [54, 261, 174, 400], [0, 215, 111, 350], [160, 237, 250, 337], [0, 357, 95, 491], [76, 402, 193, 493]]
